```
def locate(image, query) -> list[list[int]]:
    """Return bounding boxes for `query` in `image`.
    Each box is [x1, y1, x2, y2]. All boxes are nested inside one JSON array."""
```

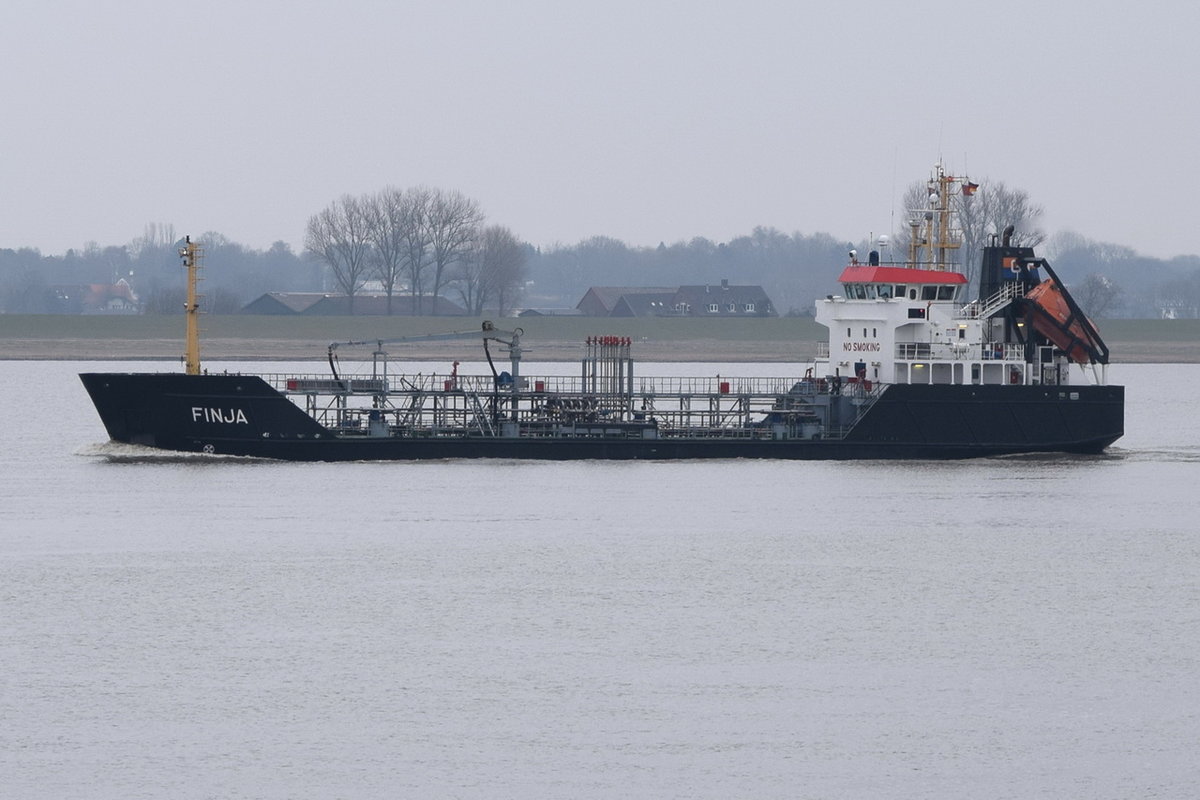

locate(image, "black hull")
[[80, 373, 1124, 461]]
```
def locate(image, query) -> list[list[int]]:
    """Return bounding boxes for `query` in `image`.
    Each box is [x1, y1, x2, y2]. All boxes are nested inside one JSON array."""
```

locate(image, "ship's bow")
[[80, 372, 328, 452]]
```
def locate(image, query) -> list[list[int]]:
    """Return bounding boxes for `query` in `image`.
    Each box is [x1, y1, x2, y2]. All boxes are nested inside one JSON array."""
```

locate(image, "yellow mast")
[[179, 236, 203, 375], [933, 166, 957, 270], [909, 163, 966, 271]]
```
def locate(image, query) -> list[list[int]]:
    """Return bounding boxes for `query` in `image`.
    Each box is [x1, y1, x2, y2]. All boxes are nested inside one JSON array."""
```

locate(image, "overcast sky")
[[3, 0, 1197, 259]]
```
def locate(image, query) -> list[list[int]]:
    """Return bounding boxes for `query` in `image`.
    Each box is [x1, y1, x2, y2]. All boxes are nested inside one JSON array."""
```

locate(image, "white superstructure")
[[813, 164, 1098, 389]]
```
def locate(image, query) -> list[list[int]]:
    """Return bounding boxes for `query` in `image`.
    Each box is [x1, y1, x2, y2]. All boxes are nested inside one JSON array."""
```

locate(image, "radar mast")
[[906, 163, 974, 271]]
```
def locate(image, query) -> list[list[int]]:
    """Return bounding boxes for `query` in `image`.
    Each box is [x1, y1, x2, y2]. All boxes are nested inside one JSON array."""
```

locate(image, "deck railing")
[[894, 341, 1025, 362], [258, 371, 803, 398]]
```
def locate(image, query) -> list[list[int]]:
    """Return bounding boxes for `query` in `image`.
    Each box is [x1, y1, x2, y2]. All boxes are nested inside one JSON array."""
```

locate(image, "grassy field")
[[1, 314, 1197, 361], [0, 314, 827, 343], [1089, 318, 1200, 342]]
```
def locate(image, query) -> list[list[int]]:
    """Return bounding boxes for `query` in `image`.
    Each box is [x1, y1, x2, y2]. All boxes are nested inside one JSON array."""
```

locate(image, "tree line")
[[305, 187, 527, 316], [3, 182, 1200, 318], [0, 224, 323, 316]]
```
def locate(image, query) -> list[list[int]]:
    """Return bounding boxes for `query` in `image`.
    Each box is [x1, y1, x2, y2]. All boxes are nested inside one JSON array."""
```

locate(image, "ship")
[[80, 168, 1123, 460]]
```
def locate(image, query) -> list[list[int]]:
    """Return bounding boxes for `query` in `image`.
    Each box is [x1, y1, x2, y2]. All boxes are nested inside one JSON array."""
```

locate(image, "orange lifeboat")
[[1023, 279, 1103, 364]]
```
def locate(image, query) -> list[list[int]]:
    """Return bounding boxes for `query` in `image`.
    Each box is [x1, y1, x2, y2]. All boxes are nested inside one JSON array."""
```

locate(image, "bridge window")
[[921, 286, 938, 300], [937, 286, 957, 300]]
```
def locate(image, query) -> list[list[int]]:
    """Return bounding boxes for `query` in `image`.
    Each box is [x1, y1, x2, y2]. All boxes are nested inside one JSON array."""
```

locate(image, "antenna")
[[890, 146, 898, 239]]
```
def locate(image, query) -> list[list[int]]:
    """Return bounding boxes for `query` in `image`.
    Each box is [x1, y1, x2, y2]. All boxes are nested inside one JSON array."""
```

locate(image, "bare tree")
[[128, 222, 177, 260], [307, 185, 489, 315], [974, 180, 1045, 248], [960, 181, 1044, 292], [427, 189, 484, 314], [143, 285, 187, 315], [1046, 230, 1136, 264], [198, 231, 231, 248], [489, 231, 528, 317], [305, 195, 372, 312], [1074, 273, 1123, 318], [456, 225, 527, 315], [363, 187, 408, 315], [202, 287, 243, 315], [397, 187, 433, 313], [455, 234, 488, 316], [893, 176, 1045, 293]]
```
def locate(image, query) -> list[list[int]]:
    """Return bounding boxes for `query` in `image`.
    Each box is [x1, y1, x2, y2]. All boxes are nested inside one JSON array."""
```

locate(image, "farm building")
[[575, 280, 775, 317], [241, 292, 467, 316]]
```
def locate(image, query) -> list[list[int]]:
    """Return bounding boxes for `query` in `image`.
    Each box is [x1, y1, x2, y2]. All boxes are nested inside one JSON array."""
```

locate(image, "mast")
[[179, 236, 204, 375], [908, 163, 968, 271]]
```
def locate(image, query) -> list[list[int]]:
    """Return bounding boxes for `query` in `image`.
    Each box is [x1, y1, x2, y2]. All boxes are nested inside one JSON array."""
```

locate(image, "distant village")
[[47, 279, 140, 314]]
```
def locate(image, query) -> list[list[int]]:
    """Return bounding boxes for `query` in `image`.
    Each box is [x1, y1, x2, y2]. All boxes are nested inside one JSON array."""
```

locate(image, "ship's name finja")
[[191, 407, 249, 424], [843, 342, 881, 352]]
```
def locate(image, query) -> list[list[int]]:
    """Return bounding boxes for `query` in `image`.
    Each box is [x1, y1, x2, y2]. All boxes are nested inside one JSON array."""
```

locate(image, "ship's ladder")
[[465, 391, 496, 436], [826, 381, 889, 439], [960, 281, 1025, 319], [396, 391, 428, 427]]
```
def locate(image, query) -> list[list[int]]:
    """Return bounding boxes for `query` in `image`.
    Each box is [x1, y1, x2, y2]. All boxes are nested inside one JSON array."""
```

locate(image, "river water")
[[2, 360, 1198, 799]]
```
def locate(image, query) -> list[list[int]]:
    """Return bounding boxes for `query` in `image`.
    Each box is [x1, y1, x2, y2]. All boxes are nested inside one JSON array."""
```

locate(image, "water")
[[2, 360, 1198, 798]]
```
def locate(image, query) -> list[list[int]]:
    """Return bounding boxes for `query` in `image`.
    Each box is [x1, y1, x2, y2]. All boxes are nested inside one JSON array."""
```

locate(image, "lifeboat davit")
[[1022, 278, 1104, 364]]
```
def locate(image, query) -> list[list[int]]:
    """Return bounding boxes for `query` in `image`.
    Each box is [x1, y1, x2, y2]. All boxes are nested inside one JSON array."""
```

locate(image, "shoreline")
[[1, 337, 1196, 363]]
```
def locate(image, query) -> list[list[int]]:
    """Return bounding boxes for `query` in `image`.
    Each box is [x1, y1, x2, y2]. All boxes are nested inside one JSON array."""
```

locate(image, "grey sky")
[[4, 0, 1197, 259]]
